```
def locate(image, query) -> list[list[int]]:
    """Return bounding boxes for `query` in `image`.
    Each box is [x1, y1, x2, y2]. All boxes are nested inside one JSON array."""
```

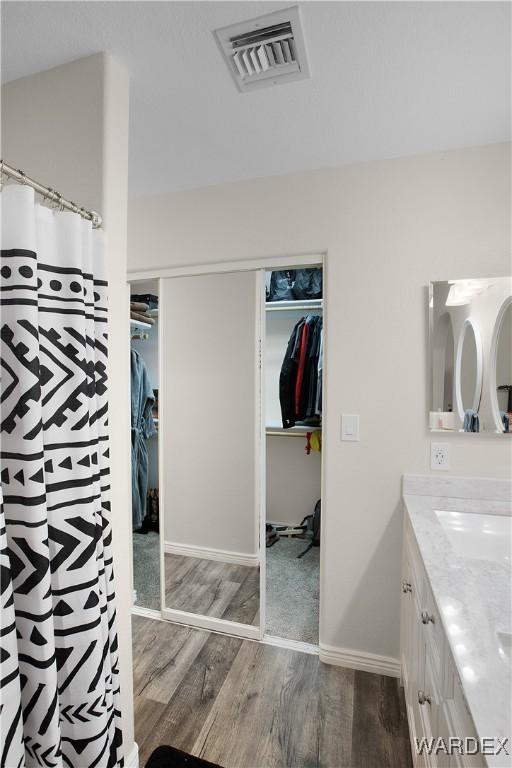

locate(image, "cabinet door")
[[402, 547, 427, 765], [401, 551, 415, 693], [418, 647, 441, 768], [437, 704, 452, 768]]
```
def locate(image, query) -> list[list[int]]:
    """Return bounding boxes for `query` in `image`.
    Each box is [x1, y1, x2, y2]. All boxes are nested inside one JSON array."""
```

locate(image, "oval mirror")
[[492, 299, 512, 432], [455, 319, 482, 424]]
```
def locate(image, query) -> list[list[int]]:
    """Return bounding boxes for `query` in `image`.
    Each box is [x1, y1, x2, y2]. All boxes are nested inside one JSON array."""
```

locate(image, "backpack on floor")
[[297, 499, 321, 558]]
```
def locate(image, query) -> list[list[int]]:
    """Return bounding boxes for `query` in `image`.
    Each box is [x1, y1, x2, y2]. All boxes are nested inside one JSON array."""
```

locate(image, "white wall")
[[128, 142, 511, 663], [2, 55, 135, 762], [266, 436, 321, 526]]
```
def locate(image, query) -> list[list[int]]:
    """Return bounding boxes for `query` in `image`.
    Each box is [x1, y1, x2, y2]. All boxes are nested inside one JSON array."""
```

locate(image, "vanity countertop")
[[403, 475, 512, 764]]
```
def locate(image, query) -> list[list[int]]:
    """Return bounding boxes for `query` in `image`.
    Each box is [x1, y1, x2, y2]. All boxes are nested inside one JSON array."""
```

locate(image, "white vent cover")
[[214, 6, 310, 93]]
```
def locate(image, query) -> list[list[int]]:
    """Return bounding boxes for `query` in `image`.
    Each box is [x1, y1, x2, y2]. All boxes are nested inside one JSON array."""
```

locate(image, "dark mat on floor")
[[145, 746, 223, 768]]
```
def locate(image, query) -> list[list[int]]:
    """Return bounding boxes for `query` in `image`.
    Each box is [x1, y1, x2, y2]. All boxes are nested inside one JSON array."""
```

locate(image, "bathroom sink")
[[435, 511, 512, 565]]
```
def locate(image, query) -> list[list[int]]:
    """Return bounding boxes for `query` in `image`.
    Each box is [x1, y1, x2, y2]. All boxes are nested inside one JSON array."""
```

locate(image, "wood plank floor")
[[164, 553, 260, 625], [132, 615, 412, 768]]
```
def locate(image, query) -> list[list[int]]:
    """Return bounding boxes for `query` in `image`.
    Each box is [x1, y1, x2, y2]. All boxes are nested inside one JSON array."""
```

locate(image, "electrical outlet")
[[431, 442, 450, 471]]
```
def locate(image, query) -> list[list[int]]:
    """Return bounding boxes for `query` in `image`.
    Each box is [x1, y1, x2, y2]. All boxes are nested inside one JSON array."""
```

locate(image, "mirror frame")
[[489, 295, 512, 433], [454, 318, 483, 423]]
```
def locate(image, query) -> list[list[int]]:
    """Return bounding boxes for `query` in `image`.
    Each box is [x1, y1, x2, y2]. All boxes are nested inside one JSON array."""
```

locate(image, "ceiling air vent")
[[214, 6, 310, 93]]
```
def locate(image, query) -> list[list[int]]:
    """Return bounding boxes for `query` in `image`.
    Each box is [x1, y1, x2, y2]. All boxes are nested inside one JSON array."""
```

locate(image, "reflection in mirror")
[[493, 300, 512, 433], [432, 310, 455, 420], [430, 277, 512, 434], [443, 318, 455, 412], [161, 272, 260, 627], [130, 279, 161, 610], [457, 319, 481, 427]]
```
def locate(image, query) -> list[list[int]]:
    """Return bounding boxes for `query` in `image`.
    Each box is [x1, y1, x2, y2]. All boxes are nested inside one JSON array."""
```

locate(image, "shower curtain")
[[0, 185, 123, 767]]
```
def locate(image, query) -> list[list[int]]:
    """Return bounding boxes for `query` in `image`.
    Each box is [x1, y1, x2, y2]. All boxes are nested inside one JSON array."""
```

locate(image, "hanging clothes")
[[131, 349, 156, 530], [279, 317, 305, 428], [302, 316, 322, 420], [315, 330, 323, 416], [279, 314, 323, 429], [0, 184, 123, 768], [294, 319, 310, 416]]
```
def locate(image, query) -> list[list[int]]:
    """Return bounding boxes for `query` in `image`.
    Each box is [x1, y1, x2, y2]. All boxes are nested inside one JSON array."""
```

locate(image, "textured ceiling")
[[2, 1, 510, 198]]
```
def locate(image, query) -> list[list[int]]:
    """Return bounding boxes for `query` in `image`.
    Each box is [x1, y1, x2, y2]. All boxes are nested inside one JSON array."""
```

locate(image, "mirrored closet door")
[[160, 271, 262, 637], [130, 279, 161, 611]]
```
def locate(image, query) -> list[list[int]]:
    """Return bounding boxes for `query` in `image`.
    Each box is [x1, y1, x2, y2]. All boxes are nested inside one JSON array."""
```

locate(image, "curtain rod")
[[0, 160, 102, 229]]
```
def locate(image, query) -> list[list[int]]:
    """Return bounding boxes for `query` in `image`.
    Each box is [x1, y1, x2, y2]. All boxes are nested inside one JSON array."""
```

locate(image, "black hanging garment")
[[279, 317, 305, 428], [297, 315, 322, 422], [279, 314, 323, 428]]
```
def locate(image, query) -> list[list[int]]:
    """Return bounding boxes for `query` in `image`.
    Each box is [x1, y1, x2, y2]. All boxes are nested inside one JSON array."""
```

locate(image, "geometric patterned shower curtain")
[[0, 184, 123, 767]]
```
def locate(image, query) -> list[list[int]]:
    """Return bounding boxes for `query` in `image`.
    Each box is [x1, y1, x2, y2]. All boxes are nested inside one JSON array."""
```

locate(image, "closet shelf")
[[266, 299, 323, 312], [130, 318, 152, 330], [266, 424, 320, 436]]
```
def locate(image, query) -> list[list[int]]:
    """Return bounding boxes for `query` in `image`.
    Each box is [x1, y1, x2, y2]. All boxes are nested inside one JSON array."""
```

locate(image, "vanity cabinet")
[[401, 517, 482, 768]]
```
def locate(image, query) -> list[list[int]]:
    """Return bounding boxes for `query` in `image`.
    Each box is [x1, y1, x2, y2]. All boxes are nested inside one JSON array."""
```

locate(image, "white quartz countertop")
[[403, 479, 512, 766]]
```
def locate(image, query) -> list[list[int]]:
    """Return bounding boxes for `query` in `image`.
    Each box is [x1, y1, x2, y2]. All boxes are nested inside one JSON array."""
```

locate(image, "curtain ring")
[[50, 192, 61, 212]]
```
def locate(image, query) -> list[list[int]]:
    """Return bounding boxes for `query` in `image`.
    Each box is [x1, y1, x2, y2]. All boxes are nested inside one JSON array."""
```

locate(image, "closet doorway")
[[263, 264, 323, 646], [128, 255, 325, 650]]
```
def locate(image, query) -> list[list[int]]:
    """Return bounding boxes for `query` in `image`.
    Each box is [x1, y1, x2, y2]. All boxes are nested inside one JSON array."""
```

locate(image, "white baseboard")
[[126, 742, 139, 768], [263, 633, 318, 656], [319, 642, 400, 678], [164, 540, 259, 568], [132, 604, 162, 621]]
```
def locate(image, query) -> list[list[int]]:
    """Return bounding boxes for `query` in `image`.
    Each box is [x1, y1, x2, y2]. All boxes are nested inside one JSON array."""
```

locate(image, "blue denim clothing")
[[463, 409, 480, 433], [131, 349, 156, 529]]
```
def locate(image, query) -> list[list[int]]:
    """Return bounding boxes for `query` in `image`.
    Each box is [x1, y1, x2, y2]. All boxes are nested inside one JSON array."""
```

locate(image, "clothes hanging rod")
[[266, 429, 309, 437], [0, 160, 102, 229], [266, 299, 322, 312]]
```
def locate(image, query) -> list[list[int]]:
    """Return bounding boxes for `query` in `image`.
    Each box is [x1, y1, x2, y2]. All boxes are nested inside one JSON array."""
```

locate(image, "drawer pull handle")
[[402, 580, 413, 594], [418, 690, 431, 706], [421, 610, 435, 625]]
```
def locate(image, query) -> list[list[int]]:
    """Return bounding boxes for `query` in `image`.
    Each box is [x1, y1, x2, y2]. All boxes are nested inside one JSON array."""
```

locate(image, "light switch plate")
[[341, 414, 360, 442], [431, 441, 450, 471]]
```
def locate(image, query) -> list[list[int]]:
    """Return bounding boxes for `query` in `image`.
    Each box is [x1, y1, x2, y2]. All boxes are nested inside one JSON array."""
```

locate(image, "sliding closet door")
[[160, 271, 262, 637]]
